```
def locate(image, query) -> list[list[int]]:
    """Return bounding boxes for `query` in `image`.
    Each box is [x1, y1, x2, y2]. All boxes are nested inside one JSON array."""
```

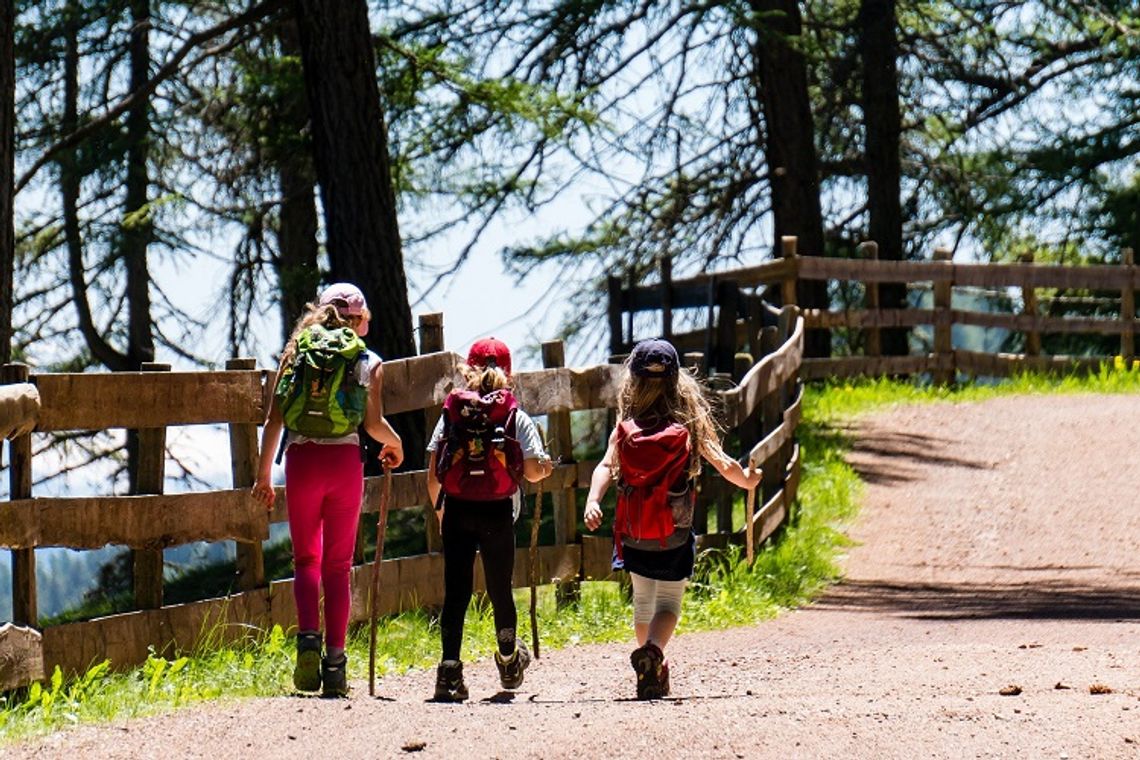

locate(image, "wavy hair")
[[278, 302, 359, 370], [460, 364, 511, 394], [615, 361, 726, 480]]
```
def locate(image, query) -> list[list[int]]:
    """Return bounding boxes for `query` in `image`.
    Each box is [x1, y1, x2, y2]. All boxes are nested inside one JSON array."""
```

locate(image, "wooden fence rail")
[[609, 238, 1137, 383], [0, 310, 804, 687]]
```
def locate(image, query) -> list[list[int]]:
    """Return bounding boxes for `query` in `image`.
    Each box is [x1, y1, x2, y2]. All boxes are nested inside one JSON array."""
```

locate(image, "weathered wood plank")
[[33, 370, 267, 431], [379, 351, 462, 415], [954, 350, 1106, 377], [798, 256, 953, 284], [227, 358, 266, 591], [952, 310, 1128, 335], [0, 623, 45, 690], [800, 354, 937, 381], [0, 382, 38, 440], [719, 314, 803, 428], [803, 308, 937, 330], [0, 490, 269, 549], [625, 258, 792, 311], [513, 364, 624, 414], [746, 383, 804, 469]]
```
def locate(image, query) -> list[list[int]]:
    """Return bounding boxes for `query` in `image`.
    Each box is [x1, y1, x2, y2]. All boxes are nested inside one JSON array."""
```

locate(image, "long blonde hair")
[[460, 364, 511, 394], [279, 302, 357, 369], [615, 363, 725, 479]]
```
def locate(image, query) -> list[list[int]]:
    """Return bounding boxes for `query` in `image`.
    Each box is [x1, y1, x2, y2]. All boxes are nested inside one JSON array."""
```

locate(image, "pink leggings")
[[284, 442, 363, 650]]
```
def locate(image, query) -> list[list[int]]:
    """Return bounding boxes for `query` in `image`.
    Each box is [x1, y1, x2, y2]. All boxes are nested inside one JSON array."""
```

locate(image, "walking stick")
[[368, 464, 393, 697], [744, 484, 756, 566], [529, 426, 549, 659]]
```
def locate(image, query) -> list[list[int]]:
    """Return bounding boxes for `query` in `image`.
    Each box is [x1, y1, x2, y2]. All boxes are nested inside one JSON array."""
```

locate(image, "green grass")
[[11, 364, 1138, 743]]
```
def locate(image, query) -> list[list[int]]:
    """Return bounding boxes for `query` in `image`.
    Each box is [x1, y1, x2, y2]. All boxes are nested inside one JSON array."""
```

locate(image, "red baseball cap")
[[467, 337, 512, 376], [318, 282, 369, 336]]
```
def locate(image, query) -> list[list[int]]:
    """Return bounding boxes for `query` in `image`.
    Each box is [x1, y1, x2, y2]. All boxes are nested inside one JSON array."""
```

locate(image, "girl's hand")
[[584, 500, 604, 531], [380, 441, 404, 469], [251, 477, 275, 511], [743, 465, 762, 490]]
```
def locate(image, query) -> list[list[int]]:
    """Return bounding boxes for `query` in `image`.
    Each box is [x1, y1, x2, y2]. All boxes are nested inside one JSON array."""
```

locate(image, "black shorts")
[[612, 532, 695, 581]]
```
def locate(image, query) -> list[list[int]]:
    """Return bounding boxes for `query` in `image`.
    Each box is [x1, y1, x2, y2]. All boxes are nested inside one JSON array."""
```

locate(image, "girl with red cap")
[[583, 338, 760, 699], [252, 283, 404, 697], [426, 337, 553, 701]]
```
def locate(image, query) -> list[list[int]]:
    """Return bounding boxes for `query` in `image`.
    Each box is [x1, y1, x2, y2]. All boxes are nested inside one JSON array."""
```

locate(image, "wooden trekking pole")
[[744, 484, 756, 565], [529, 426, 548, 659], [368, 464, 393, 697]]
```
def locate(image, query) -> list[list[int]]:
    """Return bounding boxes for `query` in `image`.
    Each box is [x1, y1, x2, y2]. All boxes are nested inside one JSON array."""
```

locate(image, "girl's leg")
[[630, 574, 686, 649], [476, 502, 517, 656], [440, 507, 479, 661], [284, 444, 326, 636], [645, 578, 686, 650], [629, 573, 657, 646], [318, 446, 364, 653]]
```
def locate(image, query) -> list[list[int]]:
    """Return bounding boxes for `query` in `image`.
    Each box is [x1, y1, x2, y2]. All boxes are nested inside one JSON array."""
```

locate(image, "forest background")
[[0, 0, 1137, 620]]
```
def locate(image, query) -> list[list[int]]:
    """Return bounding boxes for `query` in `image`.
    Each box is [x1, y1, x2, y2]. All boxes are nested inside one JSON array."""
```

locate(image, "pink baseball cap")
[[467, 337, 512, 376], [318, 282, 369, 335]]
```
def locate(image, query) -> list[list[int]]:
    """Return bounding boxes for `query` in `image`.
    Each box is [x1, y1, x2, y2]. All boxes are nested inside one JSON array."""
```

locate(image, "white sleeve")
[[425, 415, 446, 453], [514, 411, 549, 461]]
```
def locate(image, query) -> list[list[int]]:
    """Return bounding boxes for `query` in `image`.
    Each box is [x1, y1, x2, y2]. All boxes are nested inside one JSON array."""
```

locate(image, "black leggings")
[[440, 497, 517, 660]]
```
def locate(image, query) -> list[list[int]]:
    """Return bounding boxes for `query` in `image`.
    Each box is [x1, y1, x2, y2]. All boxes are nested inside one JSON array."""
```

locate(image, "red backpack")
[[614, 419, 692, 553], [435, 388, 524, 501]]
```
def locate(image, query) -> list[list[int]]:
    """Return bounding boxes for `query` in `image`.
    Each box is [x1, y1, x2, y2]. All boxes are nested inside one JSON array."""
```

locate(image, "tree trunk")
[[274, 17, 320, 339], [861, 0, 908, 356], [63, 11, 130, 371], [0, 0, 15, 364], [124, 0, 154, 369], [750, 0, 830, 357], [291, 0, 422, 465]]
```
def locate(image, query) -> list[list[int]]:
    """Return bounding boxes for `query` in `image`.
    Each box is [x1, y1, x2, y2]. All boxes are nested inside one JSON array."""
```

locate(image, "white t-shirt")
[[285, 349, 381, 449], [426, 402, 549, 520], [425, 407, 546, 460]]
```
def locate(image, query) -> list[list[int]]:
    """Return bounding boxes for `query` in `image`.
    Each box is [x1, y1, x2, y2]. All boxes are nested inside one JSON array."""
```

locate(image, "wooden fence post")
[[780, 236, 798, 307], [607, 275, 624, 355], [858, 241, 882, 358], [932, 247, 954, 385], [1018, 252, 1042, 358], [133, 362, 170, 610], [759, 327, 784, 505], [660, 255, 673, 342], [419, 312, 445, 554], [542, 340, 580, 605], [1, 364, 37, 626], [715, 279, 739, 374], [227, 358, 265, 591], [1122, 248, 1135, 365]]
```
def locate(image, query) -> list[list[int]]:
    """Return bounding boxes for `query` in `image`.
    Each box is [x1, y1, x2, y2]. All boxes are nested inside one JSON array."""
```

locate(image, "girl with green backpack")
[[252, 283, 404, 697]]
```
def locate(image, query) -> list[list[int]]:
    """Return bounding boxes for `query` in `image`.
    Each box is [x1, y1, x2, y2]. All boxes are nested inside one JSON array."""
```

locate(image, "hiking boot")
[[320, 654, 349, 698], [494, 640, 531, 690], [293, 632, 322, 693], [630, 642, 666, 700], [433, 660, 469, 702]]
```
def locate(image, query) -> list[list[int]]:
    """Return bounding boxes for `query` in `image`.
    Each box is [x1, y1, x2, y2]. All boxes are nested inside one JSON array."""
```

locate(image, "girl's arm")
[[426, 449, 441, 510], [363, 360, 404, 468], [700, 439, 761, 490], [523, 456, 554, 483], [252, 368, 286, 510], [583, 428, 620, 531]]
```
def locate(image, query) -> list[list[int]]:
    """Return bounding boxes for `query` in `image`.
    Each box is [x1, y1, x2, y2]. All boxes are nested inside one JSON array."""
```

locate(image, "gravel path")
[[9, 394, 1140, 759]]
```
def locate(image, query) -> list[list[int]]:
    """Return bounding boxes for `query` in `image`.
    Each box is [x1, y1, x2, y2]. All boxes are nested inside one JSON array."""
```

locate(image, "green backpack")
[[275, 325, 368, 438]]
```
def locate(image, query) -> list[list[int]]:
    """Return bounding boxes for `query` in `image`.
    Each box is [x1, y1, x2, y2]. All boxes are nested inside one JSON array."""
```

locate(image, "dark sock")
[[496, 627, 516, 657]]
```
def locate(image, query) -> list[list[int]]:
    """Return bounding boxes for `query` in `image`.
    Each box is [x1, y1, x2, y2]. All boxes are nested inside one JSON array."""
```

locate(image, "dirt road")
[[12, 394, 1140, 759]]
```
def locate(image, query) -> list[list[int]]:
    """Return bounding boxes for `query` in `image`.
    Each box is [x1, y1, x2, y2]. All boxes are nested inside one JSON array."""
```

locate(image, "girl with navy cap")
[[583, 338, 760, 699]]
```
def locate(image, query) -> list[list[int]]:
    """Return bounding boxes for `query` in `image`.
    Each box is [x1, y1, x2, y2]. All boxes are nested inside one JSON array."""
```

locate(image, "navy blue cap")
[[629, 339, 679, 378]]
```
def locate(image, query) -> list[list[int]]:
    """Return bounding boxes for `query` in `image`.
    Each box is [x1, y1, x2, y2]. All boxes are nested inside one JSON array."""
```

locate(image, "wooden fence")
[[609, 237, 1138, 384], [0, 310, 804, 690]]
